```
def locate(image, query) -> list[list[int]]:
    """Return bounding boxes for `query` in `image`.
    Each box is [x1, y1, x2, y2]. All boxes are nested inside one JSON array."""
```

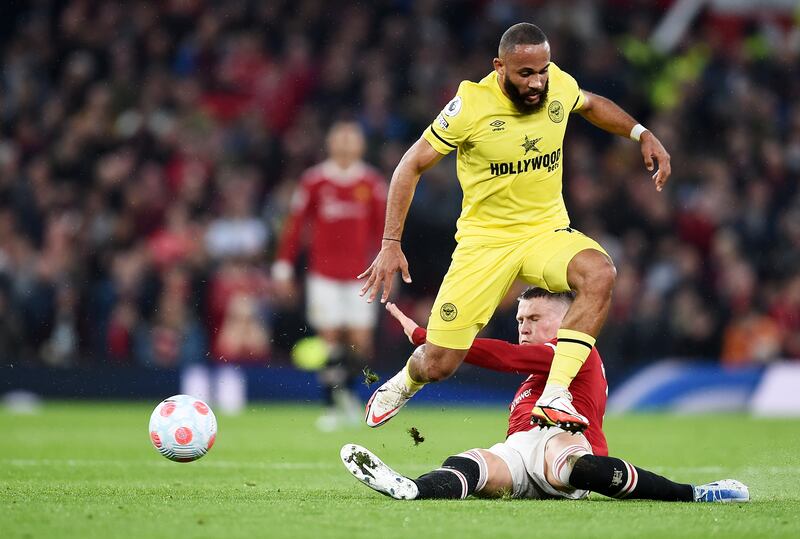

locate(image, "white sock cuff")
[[552, 444, 590, 487], [615, 460, 639, 498]]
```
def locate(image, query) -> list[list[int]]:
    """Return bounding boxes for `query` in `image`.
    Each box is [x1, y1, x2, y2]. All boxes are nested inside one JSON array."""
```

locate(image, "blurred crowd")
[[0, 0, 798, 378]]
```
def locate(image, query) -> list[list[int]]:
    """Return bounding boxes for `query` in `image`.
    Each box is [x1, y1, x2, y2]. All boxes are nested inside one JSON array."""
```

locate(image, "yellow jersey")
[[422, 63, 585, 243]]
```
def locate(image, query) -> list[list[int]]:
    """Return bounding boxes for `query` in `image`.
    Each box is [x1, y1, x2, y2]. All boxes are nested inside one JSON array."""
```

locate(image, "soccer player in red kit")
[[342, 288, 749, 503], [273, 121, 386, 429]]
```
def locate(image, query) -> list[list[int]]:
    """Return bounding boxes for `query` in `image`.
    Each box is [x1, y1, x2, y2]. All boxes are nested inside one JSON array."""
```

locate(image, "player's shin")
[[544, 328, 595, 392], [413, 450, 488, 499], [567, 454, 694, 502], [403, 350, 427, 392]]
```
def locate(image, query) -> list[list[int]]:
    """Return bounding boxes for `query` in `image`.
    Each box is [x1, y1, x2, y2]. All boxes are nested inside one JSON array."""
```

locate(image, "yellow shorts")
[[427, 227, 608, 349]]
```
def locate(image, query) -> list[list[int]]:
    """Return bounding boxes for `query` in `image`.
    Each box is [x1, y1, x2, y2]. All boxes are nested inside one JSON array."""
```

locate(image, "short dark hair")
[[498, 23, 548, 57], [517, 286, 574, 303]]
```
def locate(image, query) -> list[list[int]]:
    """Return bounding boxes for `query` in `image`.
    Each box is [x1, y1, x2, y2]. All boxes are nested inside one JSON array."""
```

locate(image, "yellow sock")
[[403, 357, 427, 393], [546, 328, 596, 388]]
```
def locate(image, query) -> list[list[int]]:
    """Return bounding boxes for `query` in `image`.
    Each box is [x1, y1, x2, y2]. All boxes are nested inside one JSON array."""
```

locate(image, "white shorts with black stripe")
[[486, 428, 591, 500]]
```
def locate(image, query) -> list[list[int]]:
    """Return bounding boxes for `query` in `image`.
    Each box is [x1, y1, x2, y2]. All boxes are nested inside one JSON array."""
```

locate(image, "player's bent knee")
[[544, 434, 591, 490], [594, 256, 617, 292], [572, 251, 616, 297], [474, 449, 512, 498], [423, 362, 458, 382]]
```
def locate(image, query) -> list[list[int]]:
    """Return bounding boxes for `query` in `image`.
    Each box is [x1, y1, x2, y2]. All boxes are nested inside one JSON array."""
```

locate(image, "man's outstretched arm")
[[359, 138, 445, 303], [387, 303, 553, 375], [576, 91, 671, 192]]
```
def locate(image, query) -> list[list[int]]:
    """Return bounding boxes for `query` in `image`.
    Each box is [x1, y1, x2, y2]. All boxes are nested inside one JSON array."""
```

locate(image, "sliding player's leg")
[[542, 431, 750, 503], [340, 444, 503, 500]]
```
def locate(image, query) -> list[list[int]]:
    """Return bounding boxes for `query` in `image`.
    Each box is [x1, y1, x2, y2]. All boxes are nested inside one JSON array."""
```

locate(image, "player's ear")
[[493, 57, 503, 76]]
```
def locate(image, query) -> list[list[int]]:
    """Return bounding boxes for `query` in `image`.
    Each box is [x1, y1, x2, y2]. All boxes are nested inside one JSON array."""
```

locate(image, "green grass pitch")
[[2, 402, 799, 539]]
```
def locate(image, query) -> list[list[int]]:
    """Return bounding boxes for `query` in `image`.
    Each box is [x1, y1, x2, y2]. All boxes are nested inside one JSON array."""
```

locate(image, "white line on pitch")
[[2, 458, 336, 470]]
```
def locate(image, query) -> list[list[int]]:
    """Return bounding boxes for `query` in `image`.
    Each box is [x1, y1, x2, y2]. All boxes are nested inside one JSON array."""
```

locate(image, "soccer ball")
[[148, 394, 217, 462]]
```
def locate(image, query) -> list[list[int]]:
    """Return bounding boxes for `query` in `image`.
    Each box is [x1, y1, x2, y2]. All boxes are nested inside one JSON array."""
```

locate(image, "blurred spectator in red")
[[770, 274, 800, 360], [215, 294, 270, 361], [95, 246, 153, 363], [134, 266, 206, 368], [106, 300, 138, 364], [207, 259, 271, 362], [147, 203, 205, 271], [205, 167, 268, 260]]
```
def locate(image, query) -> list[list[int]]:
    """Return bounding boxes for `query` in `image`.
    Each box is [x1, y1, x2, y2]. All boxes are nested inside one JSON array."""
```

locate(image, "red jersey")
[[276, 160, 386, 281], [412, 328, 608, 456]]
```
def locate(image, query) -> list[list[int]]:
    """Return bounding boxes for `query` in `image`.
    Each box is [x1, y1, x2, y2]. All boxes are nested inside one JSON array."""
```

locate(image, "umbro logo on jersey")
[[489, 119, 505, 131]]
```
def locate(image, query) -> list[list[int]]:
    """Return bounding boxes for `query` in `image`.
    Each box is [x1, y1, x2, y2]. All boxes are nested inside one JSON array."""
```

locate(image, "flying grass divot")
[[362, 367, 380, 388], [407, 427, 425, 446], [344, 450, 379, 478]]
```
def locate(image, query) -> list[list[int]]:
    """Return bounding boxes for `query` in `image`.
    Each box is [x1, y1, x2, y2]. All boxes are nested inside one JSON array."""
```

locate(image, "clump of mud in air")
[[362, 367, 380, 387], [407, 427, 425, 446]]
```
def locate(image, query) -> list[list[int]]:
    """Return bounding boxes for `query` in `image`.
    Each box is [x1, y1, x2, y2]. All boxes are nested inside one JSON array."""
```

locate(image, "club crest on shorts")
[[548, 100, 564, 123], [440, 303, 458, 322]]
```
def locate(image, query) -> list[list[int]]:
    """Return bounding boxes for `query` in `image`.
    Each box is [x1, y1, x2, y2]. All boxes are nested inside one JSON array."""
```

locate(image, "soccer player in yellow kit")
[[360, 23, 671, 431]]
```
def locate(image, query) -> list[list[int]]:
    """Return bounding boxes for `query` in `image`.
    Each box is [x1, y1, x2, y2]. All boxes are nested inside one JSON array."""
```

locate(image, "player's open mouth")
[[525, 94, 541, 103]]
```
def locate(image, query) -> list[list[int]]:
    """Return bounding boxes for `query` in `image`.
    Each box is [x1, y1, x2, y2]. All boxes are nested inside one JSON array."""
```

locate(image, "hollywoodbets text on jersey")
[[489, 148, 562, 177]]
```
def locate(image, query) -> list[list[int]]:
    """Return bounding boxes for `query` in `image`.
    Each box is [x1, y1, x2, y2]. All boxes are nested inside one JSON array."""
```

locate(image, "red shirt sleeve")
[[276, 175, 315, 264], [411, 327, 554, 375]]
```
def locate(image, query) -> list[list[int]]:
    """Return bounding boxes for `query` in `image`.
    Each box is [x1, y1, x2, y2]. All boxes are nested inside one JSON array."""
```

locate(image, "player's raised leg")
[[364, 343, 467, 427], [533, 247, 616, 431]]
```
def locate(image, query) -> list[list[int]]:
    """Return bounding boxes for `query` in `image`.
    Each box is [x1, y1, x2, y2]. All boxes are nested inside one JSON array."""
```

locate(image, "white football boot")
[[364, 370, 417, 427], [340, 443, 419, 500], [693, 479, 750, 503], [531, 387, 589, 433]]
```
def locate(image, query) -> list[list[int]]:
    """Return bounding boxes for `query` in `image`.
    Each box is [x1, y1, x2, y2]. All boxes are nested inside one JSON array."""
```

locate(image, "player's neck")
[[322, 159, 365, 183], [495, 72, 513, 102]]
